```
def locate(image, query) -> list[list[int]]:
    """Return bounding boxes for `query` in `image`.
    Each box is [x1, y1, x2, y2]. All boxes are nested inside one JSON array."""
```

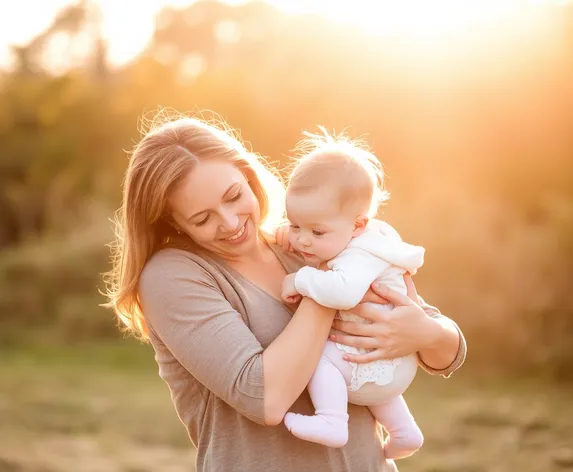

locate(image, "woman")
[[105, 116, 466, 472]]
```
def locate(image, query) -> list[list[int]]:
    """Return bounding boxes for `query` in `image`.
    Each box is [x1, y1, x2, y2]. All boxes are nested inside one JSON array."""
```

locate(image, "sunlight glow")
[[279, 0, 564, 45], [0, 0, 570, 69], [269, 0, 567, 59], [322, 0, 520, 36]]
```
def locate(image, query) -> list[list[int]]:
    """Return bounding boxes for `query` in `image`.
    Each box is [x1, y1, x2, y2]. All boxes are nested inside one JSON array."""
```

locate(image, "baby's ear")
[[352, 215, 369, 237]]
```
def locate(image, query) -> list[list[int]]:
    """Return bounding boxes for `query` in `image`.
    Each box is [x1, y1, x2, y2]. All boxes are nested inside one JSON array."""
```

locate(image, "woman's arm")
[[330, 276, 466, 376], [403, 274, 465, 374], [139, 250, 335, 427], [262, 298, 334, 425], [414, 289, 466, 375], [416, 313, 463, 373]]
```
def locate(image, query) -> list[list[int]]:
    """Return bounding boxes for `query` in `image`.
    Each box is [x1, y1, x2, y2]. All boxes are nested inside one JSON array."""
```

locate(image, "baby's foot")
[[383, 425, 424, 460], [284, 410, 349, 448]]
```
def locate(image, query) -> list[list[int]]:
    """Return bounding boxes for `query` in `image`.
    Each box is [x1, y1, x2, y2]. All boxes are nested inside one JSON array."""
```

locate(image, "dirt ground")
[[1, 342, 571, 472]]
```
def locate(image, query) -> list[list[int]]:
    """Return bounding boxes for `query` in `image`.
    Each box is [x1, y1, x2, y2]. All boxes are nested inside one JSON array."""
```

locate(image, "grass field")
[[1, 340, 572, 472]]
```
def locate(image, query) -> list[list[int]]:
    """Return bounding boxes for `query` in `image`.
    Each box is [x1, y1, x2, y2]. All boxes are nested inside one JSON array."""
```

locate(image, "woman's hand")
[[329, 275, 441, 363]]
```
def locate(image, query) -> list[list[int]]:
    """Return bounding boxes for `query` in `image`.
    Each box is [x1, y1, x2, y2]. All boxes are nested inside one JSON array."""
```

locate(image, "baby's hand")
[[275, 222, 293, 253], [281, 273, 301, 304]]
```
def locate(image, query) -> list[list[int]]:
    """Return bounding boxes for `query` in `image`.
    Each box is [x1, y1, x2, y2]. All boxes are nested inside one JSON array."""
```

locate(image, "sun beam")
[[289, 0, 565, 60], [303, 0, 563, 41], [0, 0, 569, 69]]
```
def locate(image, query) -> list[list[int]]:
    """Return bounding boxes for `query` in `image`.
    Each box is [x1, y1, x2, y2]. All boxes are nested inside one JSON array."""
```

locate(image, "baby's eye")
[[312, 230, 325, 236], [289, 224, 300, 230]]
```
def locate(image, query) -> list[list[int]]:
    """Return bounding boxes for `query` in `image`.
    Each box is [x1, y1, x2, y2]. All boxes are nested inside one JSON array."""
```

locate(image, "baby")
[[279, 130, 425, 460]]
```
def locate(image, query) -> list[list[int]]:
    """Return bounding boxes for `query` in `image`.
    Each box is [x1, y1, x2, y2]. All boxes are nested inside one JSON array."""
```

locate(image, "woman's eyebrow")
[[186, 182, 240, 221]]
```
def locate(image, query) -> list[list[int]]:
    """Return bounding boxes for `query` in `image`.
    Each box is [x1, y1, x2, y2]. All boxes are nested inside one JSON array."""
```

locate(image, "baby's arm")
[[294, 248, 390, 310]]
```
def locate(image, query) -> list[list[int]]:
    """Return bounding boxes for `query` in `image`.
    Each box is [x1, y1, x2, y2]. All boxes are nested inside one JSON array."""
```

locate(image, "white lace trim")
[[336, 310, 402, 392]]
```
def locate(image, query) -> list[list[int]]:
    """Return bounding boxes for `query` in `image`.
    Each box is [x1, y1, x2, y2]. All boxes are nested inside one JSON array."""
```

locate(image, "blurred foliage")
[[0, 0, 572, 378]]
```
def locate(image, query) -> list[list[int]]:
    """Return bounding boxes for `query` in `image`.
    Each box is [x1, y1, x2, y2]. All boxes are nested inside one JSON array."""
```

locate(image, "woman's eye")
[[195, 215, 210, 227], [228, 191, 242, 202], [312, 230, 325, 236]]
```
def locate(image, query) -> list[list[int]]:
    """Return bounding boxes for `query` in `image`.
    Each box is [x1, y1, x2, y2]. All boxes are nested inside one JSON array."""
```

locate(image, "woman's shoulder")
[[140, 248, 218, 293], [144, 247, 207, 270]]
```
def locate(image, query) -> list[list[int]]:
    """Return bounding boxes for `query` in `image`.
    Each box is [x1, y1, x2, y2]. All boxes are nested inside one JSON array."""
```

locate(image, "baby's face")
[[286, 190, 357, 264]]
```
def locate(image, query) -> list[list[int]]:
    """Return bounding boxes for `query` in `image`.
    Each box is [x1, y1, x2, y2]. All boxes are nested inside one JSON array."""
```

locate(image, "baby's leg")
[[369, 395, 424, 460], [284, 342, 351, 448]]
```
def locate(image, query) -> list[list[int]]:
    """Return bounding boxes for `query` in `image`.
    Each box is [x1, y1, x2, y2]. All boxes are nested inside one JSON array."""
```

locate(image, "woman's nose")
[[219, 211, 239, 232]]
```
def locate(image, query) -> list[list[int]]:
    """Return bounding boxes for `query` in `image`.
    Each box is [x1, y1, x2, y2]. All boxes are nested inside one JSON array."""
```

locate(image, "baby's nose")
[[298, 234, 311, 246]]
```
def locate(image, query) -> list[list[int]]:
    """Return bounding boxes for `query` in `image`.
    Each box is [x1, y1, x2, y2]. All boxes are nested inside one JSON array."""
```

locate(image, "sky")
[[0, 0, 570, 69]]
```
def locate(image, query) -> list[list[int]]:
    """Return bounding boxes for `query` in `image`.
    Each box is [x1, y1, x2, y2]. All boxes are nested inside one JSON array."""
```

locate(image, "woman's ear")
[[352, 215, 369, 237]]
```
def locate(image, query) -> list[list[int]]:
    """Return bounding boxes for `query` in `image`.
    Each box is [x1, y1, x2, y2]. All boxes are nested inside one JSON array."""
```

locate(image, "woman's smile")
[[220, 218, 249, 245]]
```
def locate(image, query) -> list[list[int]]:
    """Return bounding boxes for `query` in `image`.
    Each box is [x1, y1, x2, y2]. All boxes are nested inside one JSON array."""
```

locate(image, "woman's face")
[[168, 159, 261, 260]]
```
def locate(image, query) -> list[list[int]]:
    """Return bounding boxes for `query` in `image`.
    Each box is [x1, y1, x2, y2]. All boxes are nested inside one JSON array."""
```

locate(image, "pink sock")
[[369, 396, 424, 460], [284, 352, 349, 448]]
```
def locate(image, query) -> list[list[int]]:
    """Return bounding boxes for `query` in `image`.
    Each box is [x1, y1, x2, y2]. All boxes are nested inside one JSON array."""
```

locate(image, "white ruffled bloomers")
[[335, 310, 403, 392]]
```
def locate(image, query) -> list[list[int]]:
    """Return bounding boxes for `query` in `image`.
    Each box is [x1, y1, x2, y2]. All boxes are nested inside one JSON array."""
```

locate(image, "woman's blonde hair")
[[287, 127, 389, 218], [104, 112, 285, 340]]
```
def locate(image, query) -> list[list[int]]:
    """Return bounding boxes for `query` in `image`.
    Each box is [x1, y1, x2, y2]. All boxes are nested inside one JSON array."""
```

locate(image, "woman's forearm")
[[262, 298, 335, 425], [418, 315, 461, 371]]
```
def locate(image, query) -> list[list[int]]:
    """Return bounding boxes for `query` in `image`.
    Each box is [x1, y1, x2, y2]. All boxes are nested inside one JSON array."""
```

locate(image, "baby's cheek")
[[319, 241, 338, 260], [324, 237, 350, 259]]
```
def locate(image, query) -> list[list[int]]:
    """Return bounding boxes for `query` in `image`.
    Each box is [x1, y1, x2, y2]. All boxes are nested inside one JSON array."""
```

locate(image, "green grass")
[[402, 374, 573, 472], [0, 341, 572, 472]]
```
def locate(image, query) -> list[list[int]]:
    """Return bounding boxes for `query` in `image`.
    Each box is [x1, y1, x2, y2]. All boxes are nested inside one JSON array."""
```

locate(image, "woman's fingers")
[[403, 273, 420, 303], [351, 301, 394, 323], [329, 333, 379, 350], [343, 349, 386, 364], [370, 281, 413, 307], [360, 288, 389, 305], [332, 320, 372, 336]]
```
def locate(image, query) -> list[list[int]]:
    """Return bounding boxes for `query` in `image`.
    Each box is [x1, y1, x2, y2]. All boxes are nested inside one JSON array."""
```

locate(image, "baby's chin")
[[299, 253, 329, 267]]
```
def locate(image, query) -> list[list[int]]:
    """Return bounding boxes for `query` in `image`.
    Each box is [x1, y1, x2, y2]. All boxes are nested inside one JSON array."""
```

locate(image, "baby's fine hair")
[[287, 127, 389, 217]]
